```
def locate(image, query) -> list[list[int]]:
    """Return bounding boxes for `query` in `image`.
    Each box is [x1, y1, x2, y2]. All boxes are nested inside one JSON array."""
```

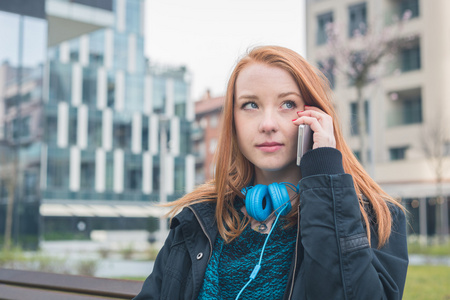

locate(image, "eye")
[[242, 102, 258, 110], [281, 101, 297, 110]]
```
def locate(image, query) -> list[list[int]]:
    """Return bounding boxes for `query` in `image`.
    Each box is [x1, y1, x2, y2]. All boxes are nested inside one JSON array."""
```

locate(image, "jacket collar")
[[171, 200, 217, 239]]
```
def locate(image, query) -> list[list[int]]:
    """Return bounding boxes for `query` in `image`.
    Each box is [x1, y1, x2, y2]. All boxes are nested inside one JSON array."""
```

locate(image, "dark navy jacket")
[[134, 148, 409, 299]]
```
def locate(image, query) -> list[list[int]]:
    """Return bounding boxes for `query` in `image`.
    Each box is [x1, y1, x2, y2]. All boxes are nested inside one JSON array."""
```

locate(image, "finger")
[[292, 116, 322, 133], [304, 105, 326, 113], [296, 110, 333, 129]]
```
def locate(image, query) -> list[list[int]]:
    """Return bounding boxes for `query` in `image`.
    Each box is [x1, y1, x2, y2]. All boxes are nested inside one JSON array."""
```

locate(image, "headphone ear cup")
[[268, 183, 291, 216], [245, 184, 273, 222]]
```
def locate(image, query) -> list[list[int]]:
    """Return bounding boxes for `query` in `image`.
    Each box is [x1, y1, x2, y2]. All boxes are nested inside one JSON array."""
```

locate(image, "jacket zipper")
[[287, 208, 301, 300], [188, 207, 213, 261]]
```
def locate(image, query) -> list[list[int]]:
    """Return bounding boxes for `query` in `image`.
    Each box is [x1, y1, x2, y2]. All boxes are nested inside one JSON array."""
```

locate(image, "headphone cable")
[[234, 204, 288, 300]]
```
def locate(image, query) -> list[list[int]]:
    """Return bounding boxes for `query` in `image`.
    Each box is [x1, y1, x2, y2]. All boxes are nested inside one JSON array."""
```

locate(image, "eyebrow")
[[236, 94, 258, 101], [278, 92, 302, 99], [237, 92, 301, 100]]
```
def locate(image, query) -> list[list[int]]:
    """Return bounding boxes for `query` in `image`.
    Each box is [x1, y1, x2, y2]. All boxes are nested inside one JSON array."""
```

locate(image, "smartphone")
[[296, 124, 313, 166]]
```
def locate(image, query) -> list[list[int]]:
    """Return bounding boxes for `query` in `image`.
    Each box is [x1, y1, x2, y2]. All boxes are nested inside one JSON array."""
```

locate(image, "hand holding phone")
[[296, 124, 313, 166]]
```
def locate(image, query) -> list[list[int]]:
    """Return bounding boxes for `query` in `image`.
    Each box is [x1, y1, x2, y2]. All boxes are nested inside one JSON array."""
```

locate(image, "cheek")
[[285, 125, 299, 150]]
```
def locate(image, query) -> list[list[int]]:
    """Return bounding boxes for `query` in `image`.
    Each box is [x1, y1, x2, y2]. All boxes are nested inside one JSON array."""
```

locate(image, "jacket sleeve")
[[296, 148, 408, 300], [133, 229, 175, 300]]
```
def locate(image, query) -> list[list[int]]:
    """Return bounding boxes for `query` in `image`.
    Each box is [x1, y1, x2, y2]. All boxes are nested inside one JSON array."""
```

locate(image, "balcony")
[[46, 0, 114, 46]]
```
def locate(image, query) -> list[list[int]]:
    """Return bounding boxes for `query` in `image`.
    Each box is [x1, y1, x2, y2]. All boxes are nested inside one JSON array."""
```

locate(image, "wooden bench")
[[0, 268, 143, 300]]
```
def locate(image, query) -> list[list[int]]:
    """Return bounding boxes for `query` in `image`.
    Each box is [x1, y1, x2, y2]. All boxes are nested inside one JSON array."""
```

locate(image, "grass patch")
[[114, 276, 146, 281], [408, 241, 450, 256], [0, 247, 98, 276], [407, 235, 450, 256], [404, 265, 450, 300]]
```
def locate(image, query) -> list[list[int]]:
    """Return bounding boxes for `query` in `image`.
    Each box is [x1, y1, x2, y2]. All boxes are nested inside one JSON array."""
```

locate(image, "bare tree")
[[421, 111, 450, 242], [321, 11, 412, 168], [0, 142, 17, 251]]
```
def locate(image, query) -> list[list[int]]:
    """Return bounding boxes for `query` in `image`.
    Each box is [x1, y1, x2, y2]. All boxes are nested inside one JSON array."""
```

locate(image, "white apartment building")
[[306, 0, 450, 236]]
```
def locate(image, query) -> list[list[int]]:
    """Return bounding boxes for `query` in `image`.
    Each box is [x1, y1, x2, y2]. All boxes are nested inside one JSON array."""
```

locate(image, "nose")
[[258, 111, 279, 133]]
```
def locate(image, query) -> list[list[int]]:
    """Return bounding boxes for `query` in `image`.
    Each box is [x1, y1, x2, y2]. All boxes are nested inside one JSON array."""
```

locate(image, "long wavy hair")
[[167, 45, 402, 247]]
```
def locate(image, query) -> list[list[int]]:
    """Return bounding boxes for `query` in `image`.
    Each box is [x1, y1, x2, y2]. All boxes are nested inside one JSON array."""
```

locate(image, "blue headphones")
[[241, 182, 299, 222], [236, 181, 300, 300]]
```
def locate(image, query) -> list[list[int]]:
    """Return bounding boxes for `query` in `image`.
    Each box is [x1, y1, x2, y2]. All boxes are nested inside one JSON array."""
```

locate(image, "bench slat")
[[0, 268, 143, 299], [0, 284, 121, 300]]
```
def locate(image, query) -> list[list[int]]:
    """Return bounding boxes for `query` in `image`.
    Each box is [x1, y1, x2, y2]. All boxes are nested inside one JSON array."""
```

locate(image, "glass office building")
[[0, 0, 194, 248], [0, 0, 47, 249]]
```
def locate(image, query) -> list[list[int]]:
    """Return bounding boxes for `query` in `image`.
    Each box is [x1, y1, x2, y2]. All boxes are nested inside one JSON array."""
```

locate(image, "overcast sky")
[[144, 0, 306, 101]]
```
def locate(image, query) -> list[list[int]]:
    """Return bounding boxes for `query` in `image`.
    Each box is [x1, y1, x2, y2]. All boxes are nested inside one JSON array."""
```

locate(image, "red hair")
[[167, 46, 402, 247]]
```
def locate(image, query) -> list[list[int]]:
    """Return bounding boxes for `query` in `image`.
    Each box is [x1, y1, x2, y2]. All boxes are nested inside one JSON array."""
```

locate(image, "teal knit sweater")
[[198, 201, 297, 299]]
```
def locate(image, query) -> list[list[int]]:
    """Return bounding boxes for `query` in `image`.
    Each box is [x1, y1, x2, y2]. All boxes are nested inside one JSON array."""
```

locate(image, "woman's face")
[[234, 63, 305, 180]]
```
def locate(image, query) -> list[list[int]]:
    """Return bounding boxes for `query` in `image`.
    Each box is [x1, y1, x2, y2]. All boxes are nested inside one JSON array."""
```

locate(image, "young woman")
[[134, 46, 408, 300]]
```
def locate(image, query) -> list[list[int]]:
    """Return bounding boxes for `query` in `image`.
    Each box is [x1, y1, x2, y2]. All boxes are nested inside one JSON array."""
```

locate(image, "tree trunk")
[[4, 178, 15, 251], [356, 85, 368, 168]]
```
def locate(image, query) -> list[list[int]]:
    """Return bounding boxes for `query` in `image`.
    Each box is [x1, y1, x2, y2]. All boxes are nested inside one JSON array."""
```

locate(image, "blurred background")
[[0, 0, 448, 298]]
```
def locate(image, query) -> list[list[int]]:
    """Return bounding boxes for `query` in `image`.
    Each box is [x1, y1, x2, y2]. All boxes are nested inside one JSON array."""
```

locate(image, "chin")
[[255, 159, 298, 174], [258, 164, 288, 173]]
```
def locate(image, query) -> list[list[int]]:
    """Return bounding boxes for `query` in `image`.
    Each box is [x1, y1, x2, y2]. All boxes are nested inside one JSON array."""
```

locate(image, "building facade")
[[0, 0, 48, 248], [0, 0, 194, 248], [193, 93, 224, 185], [306, 0, 450, 238]]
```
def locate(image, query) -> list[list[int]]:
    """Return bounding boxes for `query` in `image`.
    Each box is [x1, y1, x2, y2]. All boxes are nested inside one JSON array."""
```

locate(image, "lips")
[[256, 142, 283, 153]]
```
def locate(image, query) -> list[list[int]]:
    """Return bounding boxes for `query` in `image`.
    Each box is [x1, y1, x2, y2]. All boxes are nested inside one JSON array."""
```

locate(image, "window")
[[124, 154, 142, 191], [88, 110, 102, 148], [174, 79, 187, 118], [387, 88, 422, 127], [444, 142, 450, 157], [317, 58, 335, 89], [113, 113, 132, 150], [80, 160, 95, 190], [24, 171, 38, 197], [114, 33, 128, 70], [152, 161, 160, 192], [348, 3, 367, 37], [89, 30, 105, 67], [401, 43, 421, 72], [107, 71, 115, 108], [142, 116, 149, 151], [350, 100, 369, 136], [174, 160, 185, 193], [152, 77, 166, 114], [179, 120, 191, 155], [48, 61, 72, 103], [68, 107, 78, 145], [5, 94, 20, 112], [45, 105, 58, 145], [12, 117, 30, 140], [69, 39, 80, 63], [401, 0, 419, 18], [389, 146, 408, 161], [82, 67, 97, 108], [47, 148, 70, 189], [125, 74, 143, 112], [317, 12, 333, 45], [353, 149, 371, 163], [347, 51, 368, 86], [105, 153, 114, 191]]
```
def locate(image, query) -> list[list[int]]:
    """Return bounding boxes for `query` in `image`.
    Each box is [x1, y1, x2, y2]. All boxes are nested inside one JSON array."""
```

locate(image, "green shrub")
[[75, 259, 98, 276]]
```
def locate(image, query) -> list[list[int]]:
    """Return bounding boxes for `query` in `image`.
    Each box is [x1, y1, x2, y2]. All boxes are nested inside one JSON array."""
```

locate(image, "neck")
[[253, 166, 301, 187]]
